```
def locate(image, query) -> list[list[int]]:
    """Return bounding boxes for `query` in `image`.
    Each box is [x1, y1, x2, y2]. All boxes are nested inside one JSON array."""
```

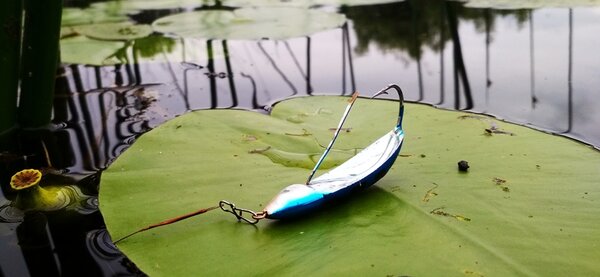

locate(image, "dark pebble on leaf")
[[458, 160, 469, 172]]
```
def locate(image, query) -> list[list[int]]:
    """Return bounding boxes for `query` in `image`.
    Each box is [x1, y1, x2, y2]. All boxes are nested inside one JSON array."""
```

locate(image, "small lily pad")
[[74, 22, 153, 41], [61, 7, 129, 27], [90, 0, 217, 12], [304, 0, 405, 6], [151, 7, 347, 40], [87, 0, 403, 12], [60, 36, 125, 65], [101, 96, 600, 275], [222, 0, 405, 7]]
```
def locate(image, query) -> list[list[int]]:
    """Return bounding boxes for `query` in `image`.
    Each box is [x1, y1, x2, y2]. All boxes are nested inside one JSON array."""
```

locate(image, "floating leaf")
[[74, 22, 153, 41], [133, 35, 177, 58], [90, 0, 217, 12], [462, 0, 600, 9], [101, 96, 600, 276], [60, 36, 125, 65], [302, 0, 405, 6], [152, 7, 347, 40], [61, 7, 128, 27], [87, 0, 403, 12], [222, 0, 405, 7]]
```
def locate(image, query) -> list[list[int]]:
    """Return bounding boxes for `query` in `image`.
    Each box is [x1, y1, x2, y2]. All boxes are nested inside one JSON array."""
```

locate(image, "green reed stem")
[[0, 0, 22, 134], [18, 0, 62, 128]]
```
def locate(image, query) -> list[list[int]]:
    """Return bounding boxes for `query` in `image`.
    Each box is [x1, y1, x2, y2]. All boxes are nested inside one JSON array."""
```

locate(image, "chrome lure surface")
[[263, 84, 406, 219]]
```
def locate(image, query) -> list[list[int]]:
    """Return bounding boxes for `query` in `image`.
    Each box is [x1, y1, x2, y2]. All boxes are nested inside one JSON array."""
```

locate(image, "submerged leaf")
[[152, 7, 347, 40], [101, 96, 600, 276]]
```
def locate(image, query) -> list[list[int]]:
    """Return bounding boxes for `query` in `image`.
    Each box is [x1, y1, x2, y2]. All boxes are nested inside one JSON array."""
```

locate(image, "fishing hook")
[[372, 84, 405, 128]]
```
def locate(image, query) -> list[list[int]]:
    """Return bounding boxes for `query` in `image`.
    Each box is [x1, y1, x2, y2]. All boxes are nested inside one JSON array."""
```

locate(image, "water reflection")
[[54, 81, 163, 173], [345, 1, 599, 147], [0, 204, 24, 223], [16, 213, 62, 276], [86, 229, 144, 276], [566, 8, 573, 133], [2, 0, 600, 276]]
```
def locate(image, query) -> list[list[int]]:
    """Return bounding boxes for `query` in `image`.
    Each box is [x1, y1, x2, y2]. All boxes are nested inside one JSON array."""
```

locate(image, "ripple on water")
[[86, 229, 121, 259], [0, 204, 25, 223]]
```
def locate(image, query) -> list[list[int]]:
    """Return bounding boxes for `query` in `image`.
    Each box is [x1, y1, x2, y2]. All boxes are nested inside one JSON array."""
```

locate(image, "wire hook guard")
[[219, 200, 265, 224]]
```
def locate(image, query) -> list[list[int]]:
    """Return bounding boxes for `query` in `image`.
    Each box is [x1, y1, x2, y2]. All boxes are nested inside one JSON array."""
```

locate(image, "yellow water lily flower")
[[10, 169, 42, 190]]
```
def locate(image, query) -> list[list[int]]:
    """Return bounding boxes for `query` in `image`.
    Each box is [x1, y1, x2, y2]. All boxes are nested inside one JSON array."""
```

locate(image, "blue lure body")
[[263, 85, 405, 219]]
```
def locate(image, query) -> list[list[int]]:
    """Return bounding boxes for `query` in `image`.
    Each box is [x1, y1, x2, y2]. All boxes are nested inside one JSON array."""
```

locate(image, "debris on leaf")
[[430, 207, 471, 222], [464, 269, 485, 277], [422, 183, 439, 203], [457, 115, 486, 120], [493, 177, 506, 184], [390, 185, 402, 192], [248, 146, 271, 154], [458, 160, 469, 172], [242, 135, 258, 142], [456, 115, 515, 136], [285, 129, 312, 136], [485, 127, 516, 136], [328, 127, 352, 133], [493, 177, 510, 192]]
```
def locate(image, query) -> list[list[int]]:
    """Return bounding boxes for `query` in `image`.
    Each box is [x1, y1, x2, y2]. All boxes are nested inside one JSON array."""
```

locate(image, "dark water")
[[1, 0, 599, 275]]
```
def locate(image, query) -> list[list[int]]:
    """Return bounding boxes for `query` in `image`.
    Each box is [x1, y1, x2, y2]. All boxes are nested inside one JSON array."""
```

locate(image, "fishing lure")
[[114, 84, 405, 243]]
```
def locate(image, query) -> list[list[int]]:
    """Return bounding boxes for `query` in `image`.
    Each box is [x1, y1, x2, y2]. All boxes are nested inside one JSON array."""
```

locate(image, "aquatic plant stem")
[[114, 206, 219, 244], [18, 0, 62, 128], [0, 0, 22, 135]]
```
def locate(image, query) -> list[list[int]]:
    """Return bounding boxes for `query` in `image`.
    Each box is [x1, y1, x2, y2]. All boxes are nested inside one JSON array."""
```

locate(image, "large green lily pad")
[[100, 96, 600, 276], [151, 7, 346, 40]]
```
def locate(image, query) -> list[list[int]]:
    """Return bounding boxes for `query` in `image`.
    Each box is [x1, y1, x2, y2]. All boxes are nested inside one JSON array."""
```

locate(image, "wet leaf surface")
[[101, 96, 600, 276]]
